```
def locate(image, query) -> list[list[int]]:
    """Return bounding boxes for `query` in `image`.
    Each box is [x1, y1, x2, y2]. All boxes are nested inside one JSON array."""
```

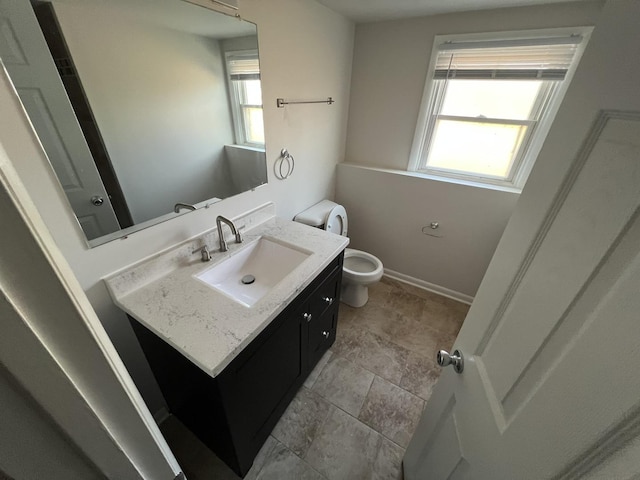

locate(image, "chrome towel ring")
[[275, 148, 295, 180]]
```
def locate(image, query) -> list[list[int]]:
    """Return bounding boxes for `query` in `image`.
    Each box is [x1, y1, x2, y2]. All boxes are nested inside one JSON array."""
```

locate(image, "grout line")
[[357, 371, 377, 418]]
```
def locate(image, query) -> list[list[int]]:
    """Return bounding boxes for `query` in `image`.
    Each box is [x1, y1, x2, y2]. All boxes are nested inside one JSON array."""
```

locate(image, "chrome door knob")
[[322, 331, 330, 339], [323, 296, 334, 305], [91, 195, 104, 206], [437, 349, 464, 374], [303, 313, 312, 323]]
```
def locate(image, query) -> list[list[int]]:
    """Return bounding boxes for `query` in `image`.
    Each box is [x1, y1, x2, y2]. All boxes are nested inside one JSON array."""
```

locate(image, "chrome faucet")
[[174, 202, 196, 213], [216, 215, 242, 252]]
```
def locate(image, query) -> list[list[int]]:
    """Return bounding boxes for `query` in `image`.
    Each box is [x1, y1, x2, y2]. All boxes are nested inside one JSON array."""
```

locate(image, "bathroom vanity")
[[104, 204, 348, 476]]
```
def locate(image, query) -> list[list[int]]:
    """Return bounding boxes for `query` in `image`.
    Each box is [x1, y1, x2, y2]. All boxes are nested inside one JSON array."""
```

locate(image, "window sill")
[[341, 163, 522, 194], [225, 144, 266, 153]]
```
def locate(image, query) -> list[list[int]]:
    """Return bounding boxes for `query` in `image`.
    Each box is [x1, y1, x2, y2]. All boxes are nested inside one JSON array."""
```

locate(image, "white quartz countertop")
[[104, 211, 348, 378]]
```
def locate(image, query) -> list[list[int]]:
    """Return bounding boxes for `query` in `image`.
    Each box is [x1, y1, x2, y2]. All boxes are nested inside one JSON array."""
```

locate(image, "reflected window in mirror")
[[226, 51, 265, 147]]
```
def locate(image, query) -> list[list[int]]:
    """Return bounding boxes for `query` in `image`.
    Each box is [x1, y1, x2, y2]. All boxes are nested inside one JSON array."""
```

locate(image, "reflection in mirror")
[[0, 0, 267, 246]]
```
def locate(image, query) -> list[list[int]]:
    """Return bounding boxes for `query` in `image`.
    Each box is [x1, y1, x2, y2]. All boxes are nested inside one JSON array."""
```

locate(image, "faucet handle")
[[192, 245, 211, 262]]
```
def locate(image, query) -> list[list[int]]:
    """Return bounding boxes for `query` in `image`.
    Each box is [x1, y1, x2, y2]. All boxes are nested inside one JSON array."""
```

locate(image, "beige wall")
[[0, 0, 354, 414], [338, 1, 604, 298]]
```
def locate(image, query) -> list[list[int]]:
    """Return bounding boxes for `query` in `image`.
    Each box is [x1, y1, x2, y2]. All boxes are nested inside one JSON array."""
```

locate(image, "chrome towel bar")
[[276, 97, 334, 108]]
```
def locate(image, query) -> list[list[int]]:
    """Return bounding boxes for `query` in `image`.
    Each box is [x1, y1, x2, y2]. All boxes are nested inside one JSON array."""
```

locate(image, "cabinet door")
[[308, 305, 338, 368], [217, 306, 305, 473]]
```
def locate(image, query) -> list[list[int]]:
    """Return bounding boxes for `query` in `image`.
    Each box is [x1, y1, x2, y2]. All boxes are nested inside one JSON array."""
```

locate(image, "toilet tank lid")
[[294, 200, 340, 227]]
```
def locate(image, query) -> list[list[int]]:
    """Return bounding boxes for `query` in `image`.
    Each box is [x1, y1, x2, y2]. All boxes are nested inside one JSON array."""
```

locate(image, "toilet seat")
[[325, 205, 348, 236]]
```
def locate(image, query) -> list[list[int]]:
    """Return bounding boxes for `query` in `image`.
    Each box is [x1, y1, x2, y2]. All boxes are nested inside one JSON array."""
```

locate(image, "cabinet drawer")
[[310, 267, 340, 319]]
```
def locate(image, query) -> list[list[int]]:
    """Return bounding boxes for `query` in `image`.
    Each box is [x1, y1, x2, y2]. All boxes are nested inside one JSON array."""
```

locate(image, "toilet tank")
[[293, 200, 339, 228]]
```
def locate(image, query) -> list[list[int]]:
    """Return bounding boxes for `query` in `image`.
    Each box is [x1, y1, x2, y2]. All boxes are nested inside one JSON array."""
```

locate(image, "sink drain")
[[241, 274, 256, 285]]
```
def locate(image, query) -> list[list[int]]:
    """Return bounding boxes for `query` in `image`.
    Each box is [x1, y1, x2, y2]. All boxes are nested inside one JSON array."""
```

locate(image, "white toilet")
[[294, 200, 384, 307]]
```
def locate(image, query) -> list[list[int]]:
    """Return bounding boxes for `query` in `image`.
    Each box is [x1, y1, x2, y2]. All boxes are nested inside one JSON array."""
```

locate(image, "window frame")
[[408, 27, 592, 191], [224, 49, 265, 148]]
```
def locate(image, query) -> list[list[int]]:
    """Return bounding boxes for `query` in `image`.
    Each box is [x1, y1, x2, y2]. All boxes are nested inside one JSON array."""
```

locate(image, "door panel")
[[483, 116, 640, 404], [405, 111, 640, 479]]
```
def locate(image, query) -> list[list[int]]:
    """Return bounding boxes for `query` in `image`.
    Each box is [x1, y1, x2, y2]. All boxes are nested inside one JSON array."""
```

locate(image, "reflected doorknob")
[[91, 195, 104, 206], [437, 349, 464, 374]]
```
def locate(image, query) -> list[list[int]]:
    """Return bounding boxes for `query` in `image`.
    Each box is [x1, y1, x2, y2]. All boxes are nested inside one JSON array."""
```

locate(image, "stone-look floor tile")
[[421, 301, 468, 337], [245, 436, 279, 480], [311, 355, 374, 416], [304, 350, 333, 389], [271, 387, 332, 457], [383, 289, 425, 320], [429, 326, 457, 353], [305, 406, 382, 480], [254, 440, 325, 480], [332, 322, 410, 385], [338, 302, 358, 323], [372, 437, 405, 480], [353, 305, 440, 357], [400, 352, 440, 401], [359, 376, 424, 448]]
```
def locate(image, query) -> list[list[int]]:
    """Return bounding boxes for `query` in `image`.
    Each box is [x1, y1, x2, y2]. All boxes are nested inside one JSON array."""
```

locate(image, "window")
[[225, 51, 265, 147], [409, 29, 591, 189]]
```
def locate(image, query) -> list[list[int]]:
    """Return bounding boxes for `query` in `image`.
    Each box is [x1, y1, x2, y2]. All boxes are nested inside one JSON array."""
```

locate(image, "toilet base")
[[340, 282, 369, 308]]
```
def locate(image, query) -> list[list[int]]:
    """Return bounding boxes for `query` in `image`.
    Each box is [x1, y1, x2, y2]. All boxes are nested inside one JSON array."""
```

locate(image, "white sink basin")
[[194, 237, 311, 307]]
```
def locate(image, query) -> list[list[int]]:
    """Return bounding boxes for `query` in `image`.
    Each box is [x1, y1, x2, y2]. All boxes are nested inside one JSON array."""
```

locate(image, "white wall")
[[0, 0, 353, 414], [338, 1, 604, 298], [53, 2, 236, 223]]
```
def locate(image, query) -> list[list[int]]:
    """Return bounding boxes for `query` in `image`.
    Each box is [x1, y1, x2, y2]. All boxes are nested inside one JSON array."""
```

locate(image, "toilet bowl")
[[294, 200, 384, 308], [342, 248, 384, 307]]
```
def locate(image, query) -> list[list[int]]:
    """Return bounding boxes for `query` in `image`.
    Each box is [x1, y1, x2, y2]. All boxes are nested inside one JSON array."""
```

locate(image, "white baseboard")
[[383, 269, 474, 305]]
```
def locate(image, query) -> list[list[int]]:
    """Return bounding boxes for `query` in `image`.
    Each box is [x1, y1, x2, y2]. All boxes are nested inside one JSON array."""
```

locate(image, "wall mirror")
[[0, 0, 267, 247]]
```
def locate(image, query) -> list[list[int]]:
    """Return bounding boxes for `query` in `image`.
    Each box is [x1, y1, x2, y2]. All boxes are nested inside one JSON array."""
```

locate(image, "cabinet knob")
[[322, 296, 334, 305], [303, 313, 312, 322], [322, 331, 330, 339]]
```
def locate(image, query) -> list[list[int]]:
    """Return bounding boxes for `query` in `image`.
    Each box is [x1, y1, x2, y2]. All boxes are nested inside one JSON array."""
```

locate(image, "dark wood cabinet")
[[130, 251, 344, 477]]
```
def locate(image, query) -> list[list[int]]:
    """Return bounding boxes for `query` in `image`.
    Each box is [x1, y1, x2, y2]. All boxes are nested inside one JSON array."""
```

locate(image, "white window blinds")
[[434, 36, 583, 80], [227, 57, 260, 81]]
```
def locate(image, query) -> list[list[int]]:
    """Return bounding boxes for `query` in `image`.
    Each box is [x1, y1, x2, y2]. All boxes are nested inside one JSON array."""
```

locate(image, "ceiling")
[[315, 0, 585, 23]]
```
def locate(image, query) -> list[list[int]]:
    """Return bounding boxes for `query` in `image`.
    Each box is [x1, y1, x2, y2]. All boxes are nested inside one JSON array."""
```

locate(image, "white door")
[[404, 110, 640, 478], [0, 0, 120, 240]]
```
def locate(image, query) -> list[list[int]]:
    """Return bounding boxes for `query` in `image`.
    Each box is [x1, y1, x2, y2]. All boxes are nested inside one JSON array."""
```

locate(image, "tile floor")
[[161, 277, 469, 480]]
